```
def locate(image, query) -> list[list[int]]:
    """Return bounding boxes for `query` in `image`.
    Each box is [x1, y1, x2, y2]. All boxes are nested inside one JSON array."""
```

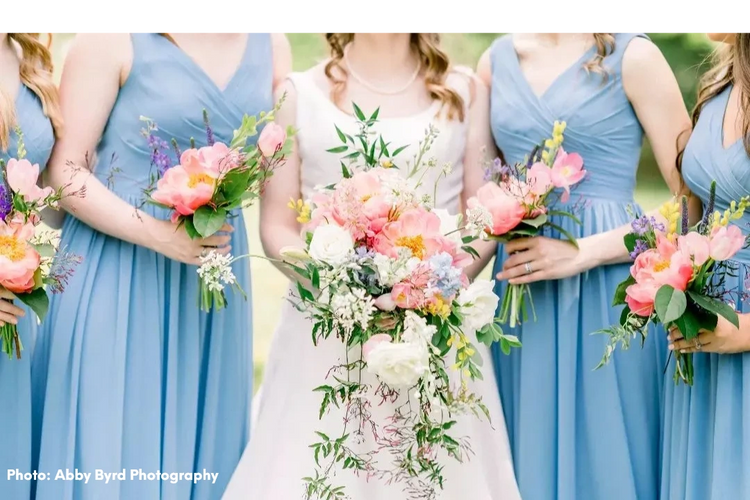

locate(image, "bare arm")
[[271, 33, 292, 89], [576, 36, 695, 268], [259, 79, 304, 280], [461, 64, 498, 280], [48, 34, 229, 265]]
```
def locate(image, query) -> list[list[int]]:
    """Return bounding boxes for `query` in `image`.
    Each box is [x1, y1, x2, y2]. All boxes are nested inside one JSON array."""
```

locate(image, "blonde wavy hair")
[[324, 33, 466, 121], [689, 34, 750, 155], [0, 33, 62, 152], [583, 33, 616, 79]]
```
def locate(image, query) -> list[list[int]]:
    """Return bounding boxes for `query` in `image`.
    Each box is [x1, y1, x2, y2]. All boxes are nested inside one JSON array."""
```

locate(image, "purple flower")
[[630, 216, 650, 236], [629, 239, 649, 260], [203, 109, 215, 146], [0, 184, 12, 221], [48, 250, 83, 294]]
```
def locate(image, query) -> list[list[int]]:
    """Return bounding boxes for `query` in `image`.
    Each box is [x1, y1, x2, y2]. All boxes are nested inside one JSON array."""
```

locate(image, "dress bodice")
[[288, 69, 473, 213], [93, 33, 273, 202], [489, 33, 648, 203], [682, 85, 750, 265], [1, 84, 54, 169]]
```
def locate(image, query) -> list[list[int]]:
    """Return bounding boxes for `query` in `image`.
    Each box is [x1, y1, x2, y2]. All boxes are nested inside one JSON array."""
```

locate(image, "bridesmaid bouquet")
[[468, 121, 586, 327], [279, 106, 519, 499], [0, 129, 83, 359], [141, 102, 294, 311], [596, 183, 749, 385]]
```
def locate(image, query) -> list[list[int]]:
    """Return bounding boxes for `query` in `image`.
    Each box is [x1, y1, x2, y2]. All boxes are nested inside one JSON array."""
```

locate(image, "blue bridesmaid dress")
[[488, 34, 667, 500], [0, 84, 54, 499], [31, 34, 271, 500], [660, 85, 750, 499]]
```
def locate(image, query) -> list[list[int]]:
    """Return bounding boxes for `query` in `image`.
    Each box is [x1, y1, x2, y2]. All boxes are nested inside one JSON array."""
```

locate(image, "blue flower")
[[428, 252, 463, 298]]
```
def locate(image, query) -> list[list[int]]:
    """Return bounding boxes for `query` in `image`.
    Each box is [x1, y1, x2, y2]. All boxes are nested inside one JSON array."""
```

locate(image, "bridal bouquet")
[[596, 183, 749, 385], [281, 106, 519, 499], [141, 101, 294, 311], [468, 121, 586, 327], [0, 129, 83, 359]]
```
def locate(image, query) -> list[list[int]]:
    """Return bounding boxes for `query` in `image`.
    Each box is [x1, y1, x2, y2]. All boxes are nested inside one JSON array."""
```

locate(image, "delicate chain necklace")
[[343, 46, 422, 95]]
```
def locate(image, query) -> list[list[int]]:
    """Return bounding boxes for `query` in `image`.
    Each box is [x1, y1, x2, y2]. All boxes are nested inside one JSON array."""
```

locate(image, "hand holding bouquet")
[[468, 121, 586, 327], [0, 128, 83, 359], [142, 101, 294, 311], [279, 107, 519, 499], [597, 183, 749, 384]]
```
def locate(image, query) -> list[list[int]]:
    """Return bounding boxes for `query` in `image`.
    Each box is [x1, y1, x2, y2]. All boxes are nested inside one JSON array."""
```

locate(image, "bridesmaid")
[[31, 34, 290, 500], [477, 34, 693, 499], [0, 32, 60, 499], [662, 33, 750, 500]]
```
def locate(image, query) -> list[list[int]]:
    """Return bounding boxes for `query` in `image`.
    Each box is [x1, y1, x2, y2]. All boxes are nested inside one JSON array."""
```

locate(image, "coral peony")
[[0, 217, 40, 294], [466, 182, 525, 236]]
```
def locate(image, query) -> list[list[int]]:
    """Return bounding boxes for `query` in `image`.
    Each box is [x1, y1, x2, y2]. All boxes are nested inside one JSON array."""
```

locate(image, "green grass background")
[[48, 33, 713, 390]]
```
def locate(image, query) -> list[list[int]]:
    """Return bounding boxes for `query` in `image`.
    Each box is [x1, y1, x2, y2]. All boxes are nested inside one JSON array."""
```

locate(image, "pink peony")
[[526, 162, 554, 196], [678, 232, 710, 266], [0, 217, 40, 294], [6, 158, 54, 204], [373, 208, 444, 260], [199, 142, 240, 175], [709, 225, 745, 261], [624, 237, 694, 317], [550, 148, 585, 202], [391, 282, 427, 309], [151, 151, 218, 218], [466, 182, 525, 236], [257, 123, 287, 157], [363, 334, 393, 361]]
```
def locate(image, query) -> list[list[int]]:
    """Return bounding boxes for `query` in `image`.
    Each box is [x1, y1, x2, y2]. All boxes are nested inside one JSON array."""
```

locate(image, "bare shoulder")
[[622, 36, 674, 97], [65, 33, 132, 83], [270, 33, 291, 53], [476, 48, 492, 86]]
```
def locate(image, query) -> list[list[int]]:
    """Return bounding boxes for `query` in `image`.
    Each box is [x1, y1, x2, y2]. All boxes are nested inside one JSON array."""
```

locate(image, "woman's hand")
[[0, 289, 25, 327], [669, 314, 750, 354], [495, 236, 587, 284], [149, 220, 234, 265]]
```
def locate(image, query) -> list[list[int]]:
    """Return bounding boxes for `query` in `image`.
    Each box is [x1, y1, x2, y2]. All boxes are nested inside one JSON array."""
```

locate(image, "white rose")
[[308, 224, 354, 267], [365, 340, 430, 388], [456, 279, 499, 332], [433, 208, 462, 244]]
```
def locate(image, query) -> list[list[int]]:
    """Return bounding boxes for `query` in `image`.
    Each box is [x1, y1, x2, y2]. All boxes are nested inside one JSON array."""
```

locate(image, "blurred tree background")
[[49, 33, 716, 387]]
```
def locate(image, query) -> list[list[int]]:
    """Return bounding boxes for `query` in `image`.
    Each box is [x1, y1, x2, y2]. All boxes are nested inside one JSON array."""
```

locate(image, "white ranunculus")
[[456, 279, 499, 332], [279, 246, 311, 262], [433, 208, 462, 244], [365, 340, 430, 388], [308, 224, 354, 267]]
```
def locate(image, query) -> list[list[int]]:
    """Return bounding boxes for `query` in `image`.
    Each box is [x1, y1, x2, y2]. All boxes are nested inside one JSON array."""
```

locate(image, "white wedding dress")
[[223, 70, 521, 500]]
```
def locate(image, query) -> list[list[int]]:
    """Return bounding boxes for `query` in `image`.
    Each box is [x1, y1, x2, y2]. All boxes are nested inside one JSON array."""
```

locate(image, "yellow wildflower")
[[659, 199, 680, 236], [380, 158, 394, 168], [463, 369, 471, 378], [544, 139, 555, 149], [288, 197, 311, 224], [542, 150, 550, 163], [553, 120, 567, 137], [424, 296, 451, 319]]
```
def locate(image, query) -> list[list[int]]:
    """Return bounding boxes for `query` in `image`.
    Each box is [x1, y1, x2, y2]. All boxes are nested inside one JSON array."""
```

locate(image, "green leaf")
[[369, 107, 380, 122], [220, 168, 252, 203], [192, 206, 227, 237], [391, 145, 408, 157], [613, 275, 636, 306], [461, 245, 480, 259], [687, 290, 740, 329], [522, 213, 548, 228], [15, 288, 49, 321], [619, 305, 631, 326], [32, 243, 57, 259], [548, 210, 582, 225], [184, 217, 201, 239], [340, 162, 351, 179], [311, 267, 320, 290], [654, 285, 687, 324], [547, 222, 579, 248], [352, 103, 366, 121], [673, 306, 702, 341], [326, 145, 348, 154], [13, 195, 28, 213], [334, 125, 347, 144], [297, 281, 315, 302], [476, 325, 493, 347], [624, 233, 638, 254]]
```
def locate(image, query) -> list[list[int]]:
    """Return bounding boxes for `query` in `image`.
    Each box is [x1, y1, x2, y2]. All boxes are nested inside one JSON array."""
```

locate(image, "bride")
[[223, 33, 521, 500]]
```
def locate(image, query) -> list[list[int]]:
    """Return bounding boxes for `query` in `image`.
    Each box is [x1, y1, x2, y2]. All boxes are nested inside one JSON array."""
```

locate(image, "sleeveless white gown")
[[223, 70, 521, 500]]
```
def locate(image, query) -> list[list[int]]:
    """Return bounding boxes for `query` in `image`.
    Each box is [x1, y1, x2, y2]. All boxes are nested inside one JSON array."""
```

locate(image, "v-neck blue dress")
[[488, 34, 667, 500], [31, 34, 272, 500], [660, 85, 750, 499], [0, 84, 54, 500]]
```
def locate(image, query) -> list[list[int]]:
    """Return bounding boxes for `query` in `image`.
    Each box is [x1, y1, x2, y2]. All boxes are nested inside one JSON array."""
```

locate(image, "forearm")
[[50, 165, 162, 249], [464, 239, 497, 281], [260, 222, 306, 282]]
